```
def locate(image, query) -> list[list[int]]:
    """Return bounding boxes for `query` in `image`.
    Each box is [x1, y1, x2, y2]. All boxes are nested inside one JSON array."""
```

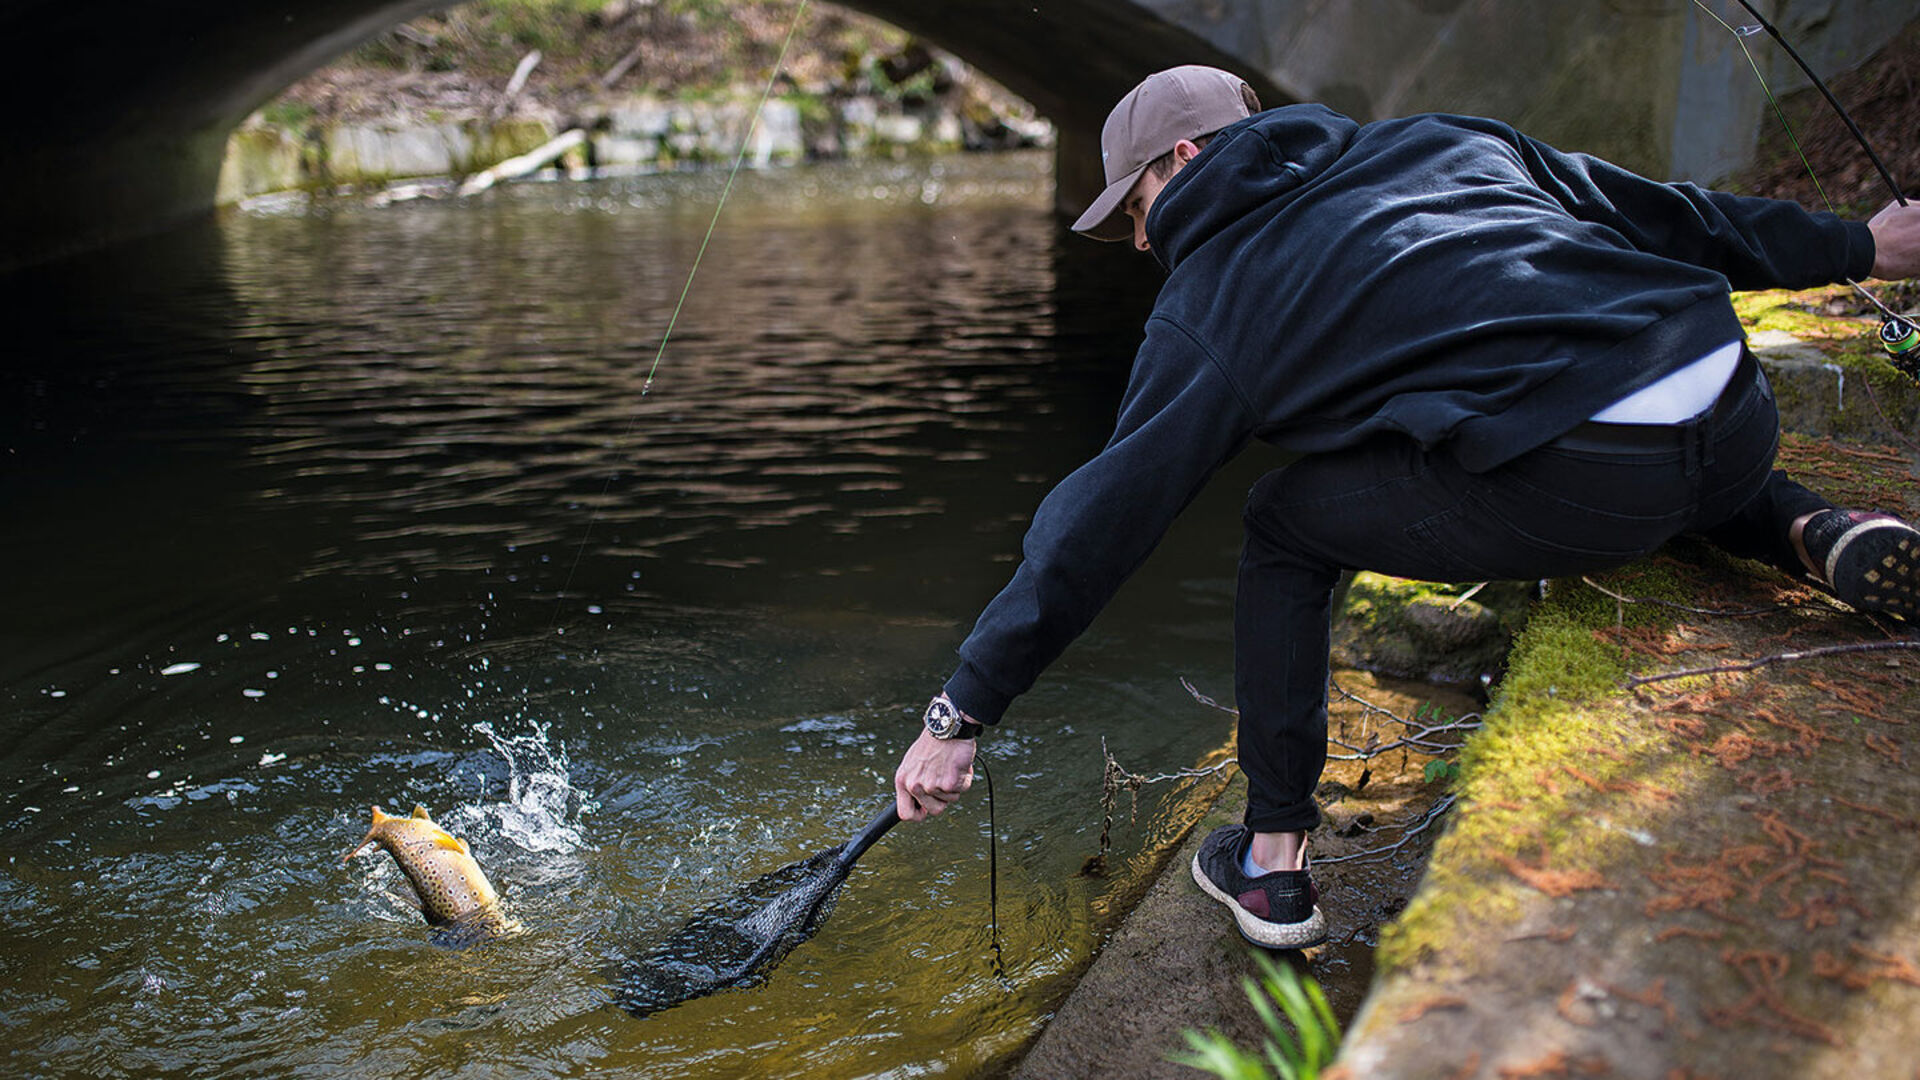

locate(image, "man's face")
[[1121, 139, 1201, 253]]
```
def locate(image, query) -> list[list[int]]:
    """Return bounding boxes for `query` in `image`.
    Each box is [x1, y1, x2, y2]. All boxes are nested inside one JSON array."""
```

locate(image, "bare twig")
[[1318, 796, 1458, 865], [1625, 639, 1920, 687], [1580, 575, 1800, 620], [1180, 677, 1237, 716], [1095, 737, 1238, 859], [1860, 374, 1920, 457], [1329, 676, 1481, 735], [1327, 727, 1477, 760], [1183, 675, 1481, 760], [1448, 582, 1488, 611]]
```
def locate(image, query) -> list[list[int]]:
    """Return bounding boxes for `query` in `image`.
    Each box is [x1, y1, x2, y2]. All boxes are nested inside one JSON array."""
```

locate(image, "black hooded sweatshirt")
[[943, 104, 1875, 725]]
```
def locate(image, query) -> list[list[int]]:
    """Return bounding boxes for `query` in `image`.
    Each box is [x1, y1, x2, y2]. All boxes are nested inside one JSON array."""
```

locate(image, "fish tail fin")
[[342, 836, 378, 865]]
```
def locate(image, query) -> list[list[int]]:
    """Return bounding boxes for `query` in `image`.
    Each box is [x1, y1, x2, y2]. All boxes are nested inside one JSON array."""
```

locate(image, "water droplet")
[[160, 662, 201, 676]]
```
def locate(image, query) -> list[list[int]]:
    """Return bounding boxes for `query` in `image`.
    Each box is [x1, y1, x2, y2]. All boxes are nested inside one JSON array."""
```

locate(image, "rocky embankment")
[[219, 0, 1049, 203]]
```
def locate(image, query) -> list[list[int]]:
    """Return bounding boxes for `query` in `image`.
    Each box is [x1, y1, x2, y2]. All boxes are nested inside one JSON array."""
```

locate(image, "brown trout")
[[344, 804, 518, 944]]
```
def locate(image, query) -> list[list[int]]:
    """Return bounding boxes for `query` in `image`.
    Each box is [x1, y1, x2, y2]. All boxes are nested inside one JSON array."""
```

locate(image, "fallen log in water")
[[458, 128, 586, 196]]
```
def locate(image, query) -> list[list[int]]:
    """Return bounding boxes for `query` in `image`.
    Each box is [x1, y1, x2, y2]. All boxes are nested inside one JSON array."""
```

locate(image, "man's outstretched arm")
[[893, 321, 1257, 822]]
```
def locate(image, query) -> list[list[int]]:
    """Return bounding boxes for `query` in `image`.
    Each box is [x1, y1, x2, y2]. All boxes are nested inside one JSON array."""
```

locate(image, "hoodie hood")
[[1147, 104, 1360, 270]]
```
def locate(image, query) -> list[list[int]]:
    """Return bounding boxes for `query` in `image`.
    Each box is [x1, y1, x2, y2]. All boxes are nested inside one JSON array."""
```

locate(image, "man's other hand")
[[1869, 200, 1920, 281], [894, 727, 976, 822]]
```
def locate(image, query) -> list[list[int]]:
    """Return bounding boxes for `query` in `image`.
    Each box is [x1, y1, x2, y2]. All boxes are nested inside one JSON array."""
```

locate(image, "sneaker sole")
[[1190, 853, 1329, 950], [1827, 518, 1920, 618]]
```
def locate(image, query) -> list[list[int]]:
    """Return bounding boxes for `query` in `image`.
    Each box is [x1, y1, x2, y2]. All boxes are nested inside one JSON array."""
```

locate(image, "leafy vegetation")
[[1174, 953, 1342, 1080]]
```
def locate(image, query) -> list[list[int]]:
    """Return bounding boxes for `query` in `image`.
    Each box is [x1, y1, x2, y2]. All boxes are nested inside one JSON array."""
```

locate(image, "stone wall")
[[1134, 0, 1918, 183], [216, 93, 1049, 202]]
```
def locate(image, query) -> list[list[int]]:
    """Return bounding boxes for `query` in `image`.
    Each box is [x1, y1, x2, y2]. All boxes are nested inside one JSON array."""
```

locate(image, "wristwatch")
[[923, 694, 983, 740]]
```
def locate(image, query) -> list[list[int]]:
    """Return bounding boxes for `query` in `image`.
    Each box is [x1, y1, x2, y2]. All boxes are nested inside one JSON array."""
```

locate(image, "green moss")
[[1339, 573, 1490, 631], [1374, 563, 1685, 972], [260, 100, 315, 130]]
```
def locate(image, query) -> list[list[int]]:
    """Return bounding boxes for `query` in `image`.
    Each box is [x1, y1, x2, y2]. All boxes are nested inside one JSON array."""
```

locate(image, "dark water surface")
[[0, 153, 1287, 1078]]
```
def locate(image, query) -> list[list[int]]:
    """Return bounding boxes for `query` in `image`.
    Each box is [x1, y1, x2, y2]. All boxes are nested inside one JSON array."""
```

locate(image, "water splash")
[[471, 719, 596, 853]]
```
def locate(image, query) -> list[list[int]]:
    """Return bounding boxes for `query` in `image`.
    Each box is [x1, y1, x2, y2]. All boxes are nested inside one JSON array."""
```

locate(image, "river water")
[[0, 152, 1304, 1078]]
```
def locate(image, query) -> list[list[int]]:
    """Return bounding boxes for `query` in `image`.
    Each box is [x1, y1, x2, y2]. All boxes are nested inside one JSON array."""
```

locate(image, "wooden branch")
[[601, 39, 648, 89], [1318, 795, 1457, 865], [458, 128, 587, 196], [503, 49, 543, 99]]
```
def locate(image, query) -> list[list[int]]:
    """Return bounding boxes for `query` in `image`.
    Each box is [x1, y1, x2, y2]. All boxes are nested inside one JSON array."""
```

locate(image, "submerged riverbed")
[[2, 152, 1305, 1078]]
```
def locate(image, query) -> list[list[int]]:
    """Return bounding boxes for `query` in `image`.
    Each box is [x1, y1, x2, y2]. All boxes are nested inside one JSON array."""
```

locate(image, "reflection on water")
[[0, 153, 1274, 1078]]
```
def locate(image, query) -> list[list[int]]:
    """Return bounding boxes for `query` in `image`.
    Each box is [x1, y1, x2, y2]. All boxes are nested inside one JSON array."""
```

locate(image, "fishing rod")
[[1694, 0, 1919, 374]]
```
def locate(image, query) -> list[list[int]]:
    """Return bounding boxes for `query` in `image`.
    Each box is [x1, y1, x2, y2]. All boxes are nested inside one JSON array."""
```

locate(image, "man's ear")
[[1173, 138, 1203, 165]]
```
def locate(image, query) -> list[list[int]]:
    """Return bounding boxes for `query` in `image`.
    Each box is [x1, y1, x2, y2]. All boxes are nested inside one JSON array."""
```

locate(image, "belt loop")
[[1682, 420, 1701, 478]]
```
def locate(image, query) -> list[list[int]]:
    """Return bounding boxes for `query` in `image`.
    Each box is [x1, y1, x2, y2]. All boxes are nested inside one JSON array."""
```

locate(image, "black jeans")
[[1235, 351, 1827, 832]]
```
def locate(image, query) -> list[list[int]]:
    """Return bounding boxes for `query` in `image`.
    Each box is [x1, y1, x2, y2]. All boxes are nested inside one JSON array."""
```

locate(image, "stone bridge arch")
[[1, 0, 1911, 272], [0, 0, 1268, 272]]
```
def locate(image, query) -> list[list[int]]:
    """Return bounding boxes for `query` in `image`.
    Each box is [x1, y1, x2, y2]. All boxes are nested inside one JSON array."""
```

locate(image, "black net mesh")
[[613, 803, 897, 1018]]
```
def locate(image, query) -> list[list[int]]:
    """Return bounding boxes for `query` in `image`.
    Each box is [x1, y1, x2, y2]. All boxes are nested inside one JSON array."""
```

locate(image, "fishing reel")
[[1882, 313, 1920, 382]]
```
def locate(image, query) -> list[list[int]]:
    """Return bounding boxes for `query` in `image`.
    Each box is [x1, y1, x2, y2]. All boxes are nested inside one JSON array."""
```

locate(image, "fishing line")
[[640, 0, 812, 397], [1722, 0, 1906, 205], [1688, 0, 1919, 375], [551, 0, 810, 619]]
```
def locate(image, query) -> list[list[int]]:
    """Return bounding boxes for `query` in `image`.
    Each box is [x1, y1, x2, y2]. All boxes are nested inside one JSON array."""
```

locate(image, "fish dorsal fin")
[[432, 833, 472, 855], [411, 805, 433, 821]]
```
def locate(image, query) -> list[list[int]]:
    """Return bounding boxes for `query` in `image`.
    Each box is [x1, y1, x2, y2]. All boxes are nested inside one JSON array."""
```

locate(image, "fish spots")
[[343, 804, 511, 941]]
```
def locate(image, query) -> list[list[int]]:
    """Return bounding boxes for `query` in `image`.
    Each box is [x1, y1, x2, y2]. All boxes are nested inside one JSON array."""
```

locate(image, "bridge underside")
[[5, 0, 1910, 274], [0, 0, 1277, 273]]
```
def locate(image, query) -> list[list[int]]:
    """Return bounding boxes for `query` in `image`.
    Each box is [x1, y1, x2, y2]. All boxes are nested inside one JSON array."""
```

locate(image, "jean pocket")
[[1402, 504, 1502, 582]]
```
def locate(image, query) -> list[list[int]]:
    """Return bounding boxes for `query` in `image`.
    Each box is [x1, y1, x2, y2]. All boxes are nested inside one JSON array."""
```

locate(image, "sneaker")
[[1191, 824, 1329, 949], [1796, 509, 1920, 618]]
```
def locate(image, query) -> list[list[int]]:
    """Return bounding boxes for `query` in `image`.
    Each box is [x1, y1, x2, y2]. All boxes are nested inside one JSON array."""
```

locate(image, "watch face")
[[925, 700, 958, 737]]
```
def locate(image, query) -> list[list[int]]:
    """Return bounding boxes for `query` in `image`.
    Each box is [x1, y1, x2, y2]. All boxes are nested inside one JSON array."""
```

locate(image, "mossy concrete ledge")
[[1333, 316, 1920, 1076], [1014, 287, 1920, 1079]]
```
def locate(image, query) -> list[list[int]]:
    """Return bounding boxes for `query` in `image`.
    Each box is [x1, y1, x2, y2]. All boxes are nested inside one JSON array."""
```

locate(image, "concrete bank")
[[1011, 289, 1920, 1079]]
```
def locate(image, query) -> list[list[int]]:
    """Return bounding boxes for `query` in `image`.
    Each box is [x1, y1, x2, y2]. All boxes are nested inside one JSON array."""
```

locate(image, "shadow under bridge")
[[0, 0, 1276, 272]]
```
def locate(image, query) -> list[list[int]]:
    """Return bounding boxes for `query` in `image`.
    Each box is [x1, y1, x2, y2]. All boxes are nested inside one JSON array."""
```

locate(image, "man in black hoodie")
[[894, 65, 1920, 948]]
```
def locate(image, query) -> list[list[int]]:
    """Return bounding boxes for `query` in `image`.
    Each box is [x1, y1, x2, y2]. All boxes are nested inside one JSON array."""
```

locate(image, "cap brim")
[[1070, 161, 1149, 242]]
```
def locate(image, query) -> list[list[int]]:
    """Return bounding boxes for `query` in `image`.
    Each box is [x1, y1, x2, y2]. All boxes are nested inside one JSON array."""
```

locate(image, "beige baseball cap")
[[1072, 65, 1257, 241]]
